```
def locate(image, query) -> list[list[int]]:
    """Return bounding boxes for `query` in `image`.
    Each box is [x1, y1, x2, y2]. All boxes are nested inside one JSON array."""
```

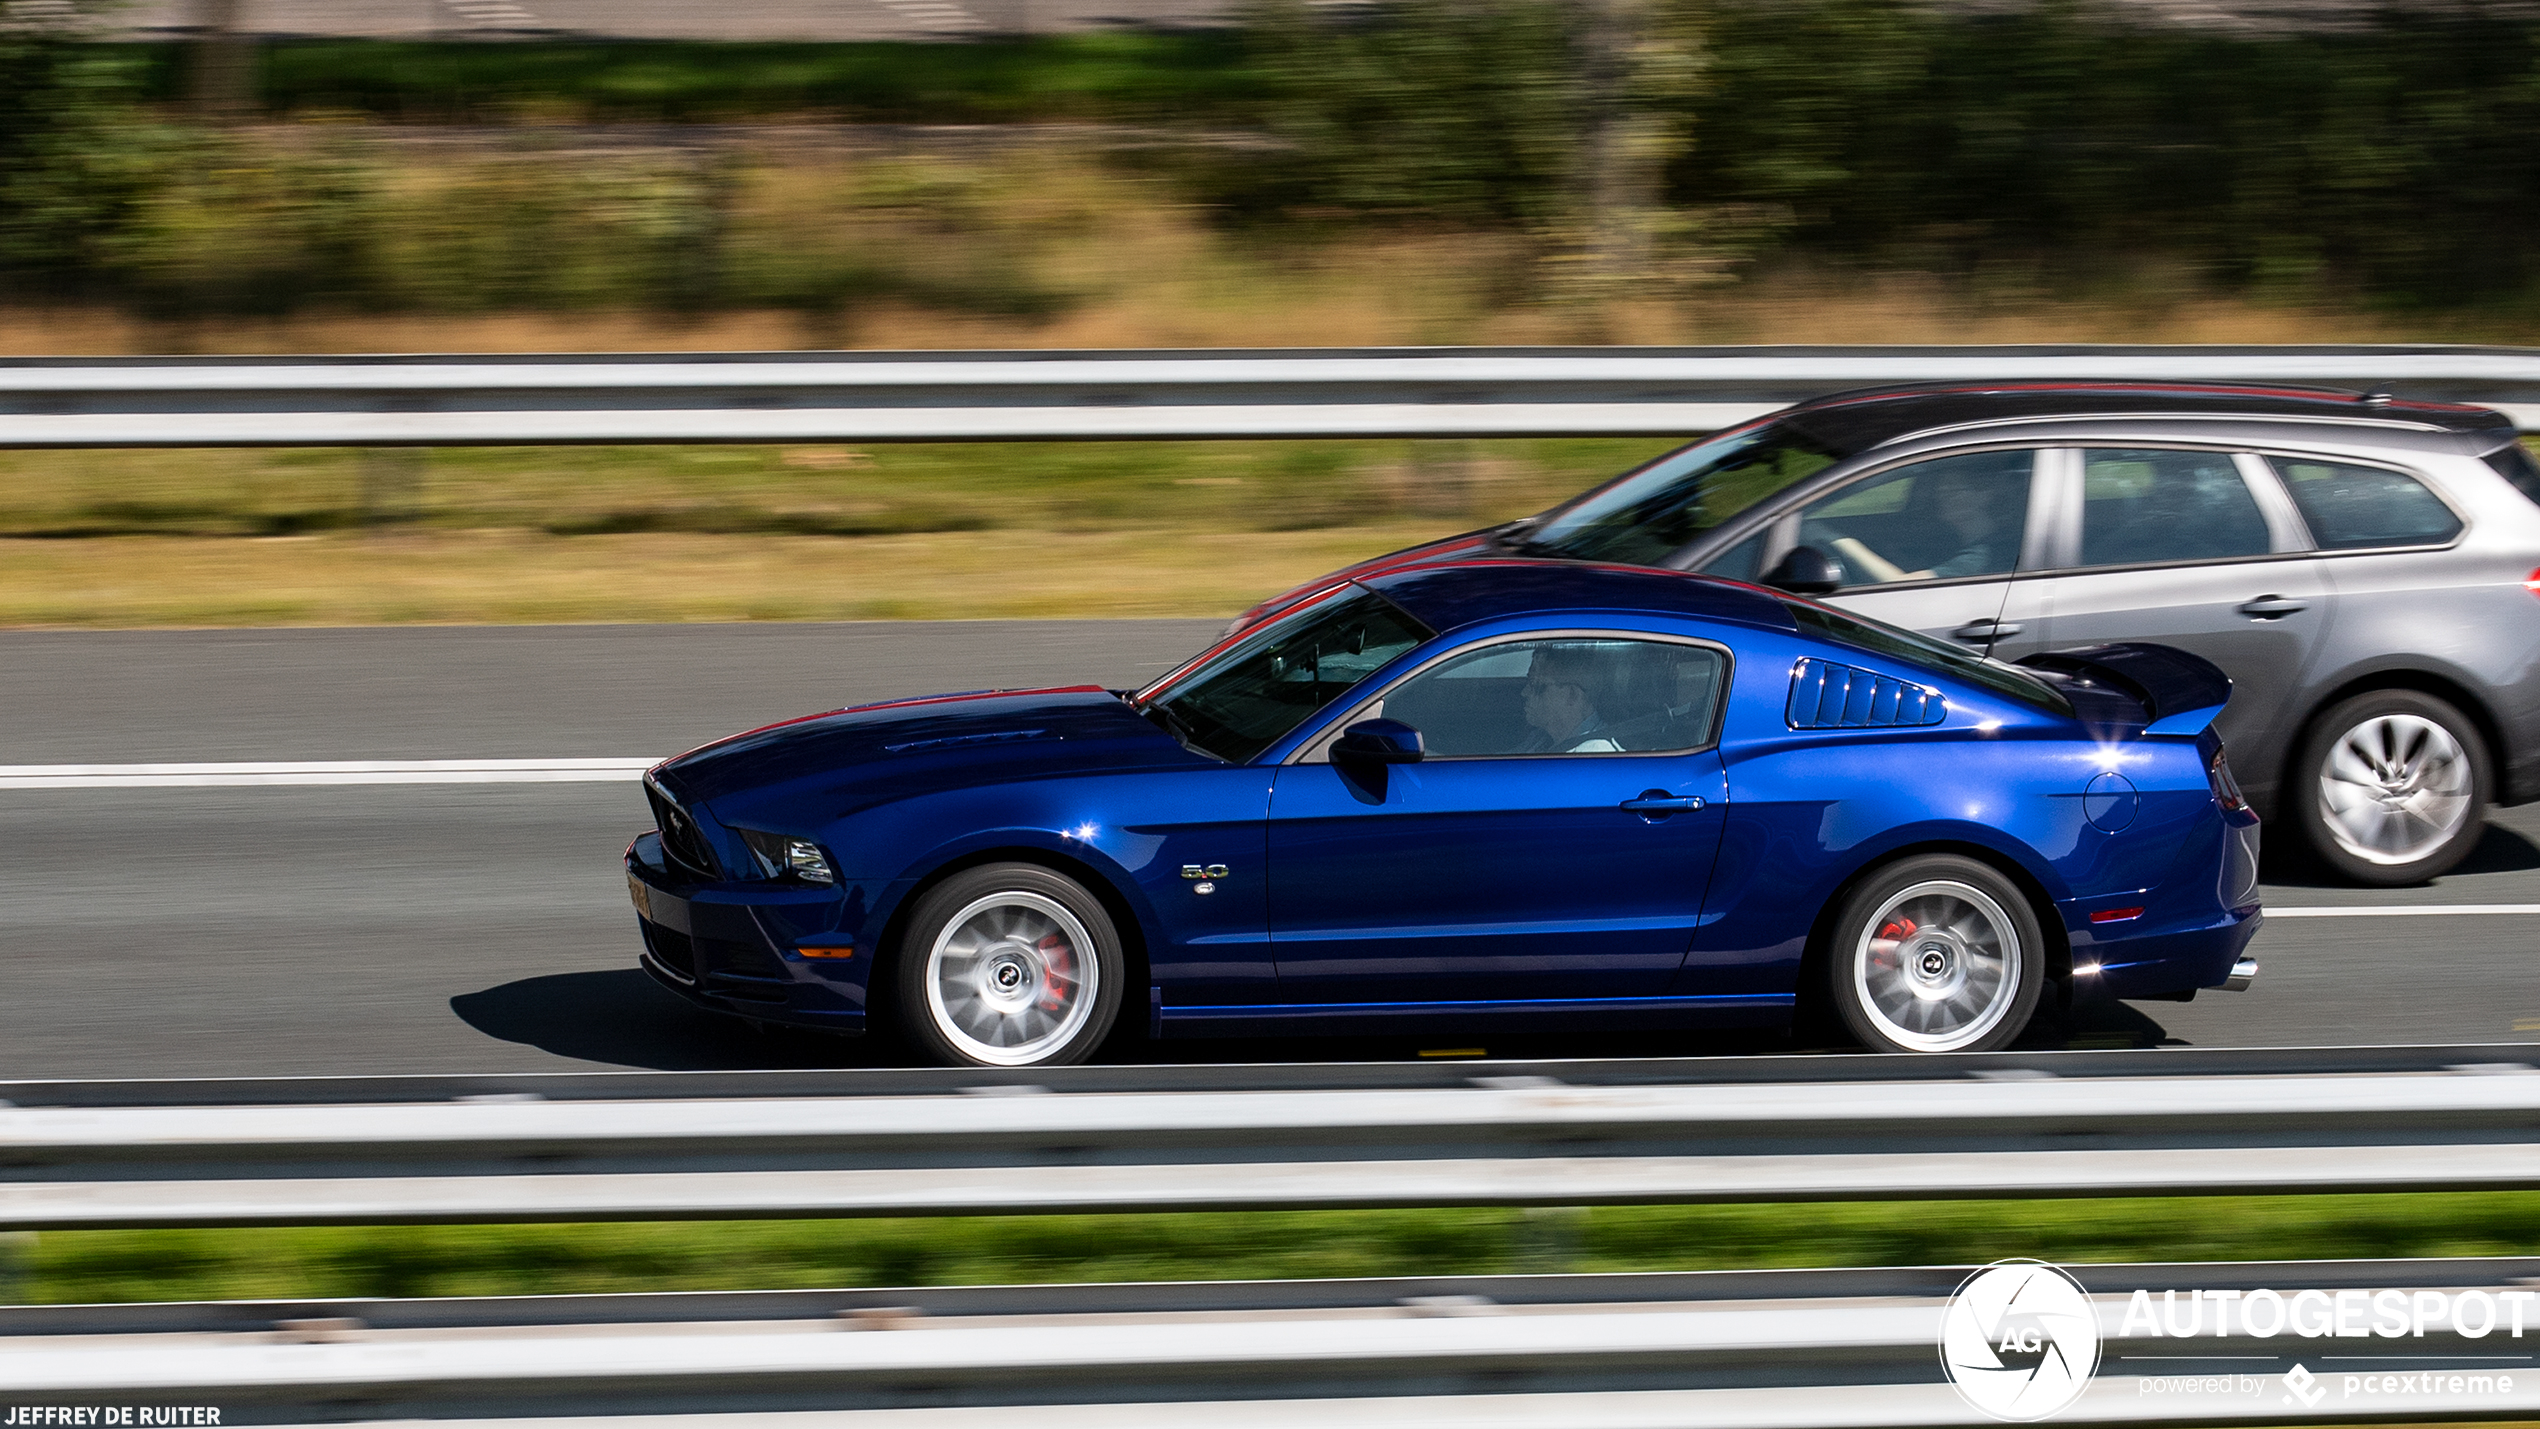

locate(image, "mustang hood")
[[654, 685, 1199, 807]]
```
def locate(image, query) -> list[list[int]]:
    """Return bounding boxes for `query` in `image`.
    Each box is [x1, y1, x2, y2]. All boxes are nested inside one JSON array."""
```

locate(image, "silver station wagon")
[[1244, 383, 2540, 886]]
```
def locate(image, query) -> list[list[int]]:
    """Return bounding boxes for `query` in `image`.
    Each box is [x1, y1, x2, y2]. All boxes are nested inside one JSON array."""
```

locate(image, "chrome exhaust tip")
[[2222, 957, 2259, 992]]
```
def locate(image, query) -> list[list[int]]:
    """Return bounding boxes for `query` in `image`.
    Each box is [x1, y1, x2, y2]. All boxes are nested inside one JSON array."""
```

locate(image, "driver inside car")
[[1819, 464, 2020, 584], [1519, 646, 1624, 754]]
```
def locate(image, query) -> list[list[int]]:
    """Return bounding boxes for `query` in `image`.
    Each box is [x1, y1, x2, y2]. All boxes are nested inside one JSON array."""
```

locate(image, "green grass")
[[111, 35, 1260, 125], [0, 437, 1666, 541], [13, 1194, 2538, 1304]]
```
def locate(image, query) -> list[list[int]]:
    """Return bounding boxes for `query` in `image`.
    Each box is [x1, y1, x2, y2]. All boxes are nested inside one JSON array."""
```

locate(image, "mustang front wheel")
[[896, 863, 1124, 1068], [1829, 855, 2043, 1054]]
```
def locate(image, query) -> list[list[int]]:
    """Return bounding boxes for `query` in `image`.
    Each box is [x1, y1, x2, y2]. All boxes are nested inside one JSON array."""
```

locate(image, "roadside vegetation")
[[14, 0, 2540, 329], [0, 437, 1656, 624], [7, 1, 2540, 624], [19, 1192, 2540, 1303]]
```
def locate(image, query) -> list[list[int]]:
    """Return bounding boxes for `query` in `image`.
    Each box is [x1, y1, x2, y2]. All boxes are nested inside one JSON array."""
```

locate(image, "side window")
[[2269, 456, 2464, 549], [1375, 638, 1726, 757], [1792, 450, 2033, 588], [1698, 530, 1767, 581], [2483, 444, 2540, 508], [2078, 449, 2272, 567]]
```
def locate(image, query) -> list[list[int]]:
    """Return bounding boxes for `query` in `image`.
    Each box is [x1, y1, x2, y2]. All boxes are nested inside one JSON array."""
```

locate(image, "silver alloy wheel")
[[2317, 713, 2473, 867], [1851, 880, 2023, 1053], [922, 891, 1101, 1067]]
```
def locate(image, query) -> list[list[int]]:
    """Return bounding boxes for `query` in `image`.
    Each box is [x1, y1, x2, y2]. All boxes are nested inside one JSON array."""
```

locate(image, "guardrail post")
[[1408, 440, 1479, 519], [0, 1231, 32, 1304], [359, 448, 425, 529], [1517, 1206, 1586, 1273]]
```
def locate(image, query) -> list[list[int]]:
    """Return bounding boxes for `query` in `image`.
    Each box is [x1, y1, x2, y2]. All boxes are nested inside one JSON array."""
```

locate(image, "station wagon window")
[[1373, 637, 1726, 757], [2268, 456, 2464, 549], [1143, 586, 1432, 763], [1791, 450, 2033, 587], [1518, 423, 1841, 566], [1698, 530, 1767, 581], [2077, 449, 2272, 567], [2483, 443, 2540, 508]]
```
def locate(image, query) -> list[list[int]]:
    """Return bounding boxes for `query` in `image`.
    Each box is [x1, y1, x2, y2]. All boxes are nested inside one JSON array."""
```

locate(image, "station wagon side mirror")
[[1333, 718, 1425, 765], [1763, 544, 1843, 595]]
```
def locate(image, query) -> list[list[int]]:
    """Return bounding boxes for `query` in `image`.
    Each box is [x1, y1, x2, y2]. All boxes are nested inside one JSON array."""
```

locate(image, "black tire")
[[1827, 854, 2045, 1055], [2291, 690, 2490, 888], [893, 863, 1124, 1068]]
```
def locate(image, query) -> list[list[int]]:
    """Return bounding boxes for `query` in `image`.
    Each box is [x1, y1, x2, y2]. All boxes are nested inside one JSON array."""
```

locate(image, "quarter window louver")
[[1787, 658, 1947, 729]]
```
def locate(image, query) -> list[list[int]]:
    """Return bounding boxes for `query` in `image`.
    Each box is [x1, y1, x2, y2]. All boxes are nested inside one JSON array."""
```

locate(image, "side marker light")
[[2089, 907, 2145, 924], [797, 943, 856, 960]]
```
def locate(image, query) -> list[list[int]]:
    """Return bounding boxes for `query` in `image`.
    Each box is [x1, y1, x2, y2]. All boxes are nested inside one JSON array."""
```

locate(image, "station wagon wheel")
[[1829, 855, 2044, 1055], [896, 863, 1124, 1068], [2293, 690, 2490, 888]]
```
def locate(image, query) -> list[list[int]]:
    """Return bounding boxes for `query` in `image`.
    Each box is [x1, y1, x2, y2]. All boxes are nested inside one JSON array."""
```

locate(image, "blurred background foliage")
[[10, 0, 2540, 318]]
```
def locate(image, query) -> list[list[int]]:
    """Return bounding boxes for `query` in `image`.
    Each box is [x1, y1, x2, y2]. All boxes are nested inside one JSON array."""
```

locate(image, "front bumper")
[[626, 831, 869, 1034]]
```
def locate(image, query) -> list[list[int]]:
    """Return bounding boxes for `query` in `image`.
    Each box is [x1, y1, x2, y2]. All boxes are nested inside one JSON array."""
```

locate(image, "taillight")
[[2208, 746, 2248, 813]]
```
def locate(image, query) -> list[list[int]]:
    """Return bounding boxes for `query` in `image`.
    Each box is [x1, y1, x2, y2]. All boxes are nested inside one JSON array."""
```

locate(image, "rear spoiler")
[[2015, 643, 2232, 737]]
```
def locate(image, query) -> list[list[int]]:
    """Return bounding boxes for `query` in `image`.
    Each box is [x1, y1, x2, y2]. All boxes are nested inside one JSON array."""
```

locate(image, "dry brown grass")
[[7, 236, 2523, 357], [0, 524, 1449, 627]]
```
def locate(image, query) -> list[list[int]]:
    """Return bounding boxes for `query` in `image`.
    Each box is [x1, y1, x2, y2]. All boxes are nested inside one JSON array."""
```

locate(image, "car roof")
[[1361, 559, 1797, 635], [1776, 381, 2515, 457]]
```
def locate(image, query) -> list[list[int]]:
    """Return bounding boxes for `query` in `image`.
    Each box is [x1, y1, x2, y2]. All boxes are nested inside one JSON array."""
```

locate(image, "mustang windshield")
[[1142, 586, 1433, 763], [1518, 423, 1841, 565]]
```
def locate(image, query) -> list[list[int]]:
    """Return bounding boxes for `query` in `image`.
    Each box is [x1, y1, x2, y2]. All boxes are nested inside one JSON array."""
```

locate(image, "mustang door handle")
[[2237, 595, 2308, 619], [1951, 619, 2023, 642], [1620, 791, 1705, 814]]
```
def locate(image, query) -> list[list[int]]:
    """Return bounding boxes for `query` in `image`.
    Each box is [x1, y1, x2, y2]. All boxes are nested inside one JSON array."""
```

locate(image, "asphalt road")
[[2, 623, 2534, 1080]]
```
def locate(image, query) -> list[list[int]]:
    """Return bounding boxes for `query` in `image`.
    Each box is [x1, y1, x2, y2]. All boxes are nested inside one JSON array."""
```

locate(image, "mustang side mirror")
[[1333, 718, 1424, 764], [1763, 544, 1843, 595]]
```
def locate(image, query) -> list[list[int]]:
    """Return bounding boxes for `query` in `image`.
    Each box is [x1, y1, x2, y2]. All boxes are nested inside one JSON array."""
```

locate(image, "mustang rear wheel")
[[2292, 690, 2489, 887], [1829, 855, 2044, 1054], [896, 863, 1124, 1068]]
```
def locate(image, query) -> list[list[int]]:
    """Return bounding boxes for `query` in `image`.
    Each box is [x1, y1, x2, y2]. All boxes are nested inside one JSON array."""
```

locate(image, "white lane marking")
[[872, 0, 987, 30], [2268, 904, 2540, 917], [444, 0, 544, 29], [0, 760, 658, 789]]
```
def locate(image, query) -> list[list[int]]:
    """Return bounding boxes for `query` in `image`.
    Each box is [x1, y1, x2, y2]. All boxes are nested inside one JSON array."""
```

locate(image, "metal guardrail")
[[9, 1260, 2539, 1425], [7, 344, 2540, 445], [6, 1055, 2538, 1229], [1, 1041, 2529, 1106]]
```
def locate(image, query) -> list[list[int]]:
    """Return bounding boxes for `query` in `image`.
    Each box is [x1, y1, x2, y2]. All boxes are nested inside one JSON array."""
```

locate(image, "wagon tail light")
[[2207, 745, 2249, 814], [2526, 566, 2540, 597]]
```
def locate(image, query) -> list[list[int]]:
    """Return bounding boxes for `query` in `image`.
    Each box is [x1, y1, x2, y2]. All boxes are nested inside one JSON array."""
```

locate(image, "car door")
[[1745, 448, 2054, 656], [1994, 447, 2330, 788], [1264, 632, 1731, 1005]]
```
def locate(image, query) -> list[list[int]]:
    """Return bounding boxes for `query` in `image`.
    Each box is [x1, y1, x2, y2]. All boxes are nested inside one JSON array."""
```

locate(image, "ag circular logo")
[[1940, 1259, 2103, 1421]]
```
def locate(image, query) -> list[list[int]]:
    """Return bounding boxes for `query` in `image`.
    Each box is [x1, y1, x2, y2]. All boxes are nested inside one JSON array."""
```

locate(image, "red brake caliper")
[[1875, 917, 1916, 960], [1035, 934, 1075, 1012]]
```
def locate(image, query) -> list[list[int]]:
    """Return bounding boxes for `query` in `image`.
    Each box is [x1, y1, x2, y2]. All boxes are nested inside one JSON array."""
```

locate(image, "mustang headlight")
[[735, 828, 836, 885]]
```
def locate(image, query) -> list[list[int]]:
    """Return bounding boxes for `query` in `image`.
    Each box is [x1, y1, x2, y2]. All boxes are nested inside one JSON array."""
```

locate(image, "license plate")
[[627, 873, 652, 921]]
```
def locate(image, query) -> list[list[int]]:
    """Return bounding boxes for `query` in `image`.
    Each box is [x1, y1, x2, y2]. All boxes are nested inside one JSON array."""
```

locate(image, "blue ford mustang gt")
[[627, 561, 2262, 1066]]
